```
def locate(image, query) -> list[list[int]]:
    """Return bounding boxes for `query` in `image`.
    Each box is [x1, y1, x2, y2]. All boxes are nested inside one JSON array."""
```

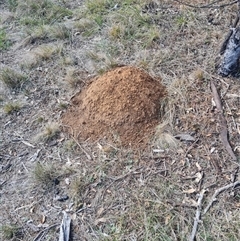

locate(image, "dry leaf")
[[195, 172, 203, 183], [174, 134, 195, 142], [94, 218, 107, 225], [66, 158, 72, 166], [41, 215, 46, 224], [180, 159, 186, 166], [71, 213, 77, 220], [21, 140, 35, 148], [97, 207, 104, 217], [210, 147, 215, 153], [65, 178, 70, 185], [183, 188, 196, 194], [30, 207, 35, 213], [235, 202, 240, 208], [182, 197, 198, 207], [165, 215, 171, 225], [195, 162, 202, 171], [152, 149, 165, 153], [97, 143, 103, 150]]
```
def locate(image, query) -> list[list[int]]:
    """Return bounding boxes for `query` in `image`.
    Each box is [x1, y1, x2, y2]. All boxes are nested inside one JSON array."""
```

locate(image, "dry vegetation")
[[0, 0, 240, 240]]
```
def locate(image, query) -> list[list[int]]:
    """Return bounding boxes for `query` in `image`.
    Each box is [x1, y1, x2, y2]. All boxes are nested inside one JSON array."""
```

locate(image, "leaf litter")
[[0, 0, 240, 240]]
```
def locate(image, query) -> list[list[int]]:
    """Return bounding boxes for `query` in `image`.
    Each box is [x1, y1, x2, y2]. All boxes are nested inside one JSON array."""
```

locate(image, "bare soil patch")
[[62, 66, 166, 147]]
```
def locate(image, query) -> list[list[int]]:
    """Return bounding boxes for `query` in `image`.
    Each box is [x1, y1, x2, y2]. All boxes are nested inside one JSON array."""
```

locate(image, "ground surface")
[[0, 0, 240, 240]]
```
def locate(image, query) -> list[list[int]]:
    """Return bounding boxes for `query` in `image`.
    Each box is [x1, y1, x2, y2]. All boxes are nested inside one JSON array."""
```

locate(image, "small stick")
[[59, 211, 71, 241], [211, 81, 237, 160], [33, 224, 58, 241], [203, 180, 240, 215], [72, 137, 92, 160], [189, 189, 206, 241]]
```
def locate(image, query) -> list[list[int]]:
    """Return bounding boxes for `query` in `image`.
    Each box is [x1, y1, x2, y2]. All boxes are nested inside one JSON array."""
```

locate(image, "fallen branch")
[[189, 189, 206, 241], [59, 211, 71, 241], [210, 81, 237, 160], [203, 180, 240, 215], [174, 0, 238, 9]]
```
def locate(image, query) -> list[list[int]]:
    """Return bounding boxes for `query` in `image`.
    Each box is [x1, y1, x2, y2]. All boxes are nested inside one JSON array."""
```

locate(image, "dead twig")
[[203, 180, 240, 215], [189, 189, 206, 241], [59, 211, 71, 241], [174, 0, 238, 9], [72, 137, 92, 160], [210, 81, 237, 160], [33, 224, 58, 241]]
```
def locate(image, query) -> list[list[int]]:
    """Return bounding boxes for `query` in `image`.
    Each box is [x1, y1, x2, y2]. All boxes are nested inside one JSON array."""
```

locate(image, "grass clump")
[[0, 68, 27, 89], [0, 29, 11, 50], [64, 67, 81, 87], [17, 0, 72, 27], [4, 102, 21, 114], [7, 0, 18, 11], [0, 225, 20, 240], [38, 122, 60, 142], [48, 24, 70, 40], [32, 162, 58, 188], [74, 18, 98, 37], [86, 0, 114, 15], [33, 43, 63, 61], [63, 139, 77, 152]]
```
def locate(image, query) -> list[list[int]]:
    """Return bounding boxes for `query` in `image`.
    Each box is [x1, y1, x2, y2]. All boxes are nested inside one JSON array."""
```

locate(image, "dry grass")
[[1, 0, 240, 240], [64, 67, 80, 87], [33, 43, 63, 60], [32, 162, 59, 188], [36, 122, 60, 142], [0, 224, 21, 240], [4, 102, 21, 114], [0, 68, 27, 89]]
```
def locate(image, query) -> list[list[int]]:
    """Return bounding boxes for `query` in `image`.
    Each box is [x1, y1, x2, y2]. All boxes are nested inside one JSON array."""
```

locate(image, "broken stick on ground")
[[189, 189, 206, 241], [203, 180, 240, 215], [210, 80, 237, 160], [59, 211, 71, 241]]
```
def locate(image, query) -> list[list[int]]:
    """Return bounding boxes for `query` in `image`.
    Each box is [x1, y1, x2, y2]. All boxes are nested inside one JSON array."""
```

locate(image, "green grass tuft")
[[0, 29, 11, 50], [0, 225, 19, 240], [17, 0, 73, 26]]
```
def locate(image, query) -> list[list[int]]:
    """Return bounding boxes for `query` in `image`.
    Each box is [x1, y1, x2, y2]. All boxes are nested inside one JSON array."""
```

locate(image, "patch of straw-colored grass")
[[64, 67, 81, 87], [37, 122, 60, 142], [32, 162, 59, 188], [4, 102, 21, 114], [48, 24, 70, 40], [0, 68, 27, 89], [33, 43, 63, 60]]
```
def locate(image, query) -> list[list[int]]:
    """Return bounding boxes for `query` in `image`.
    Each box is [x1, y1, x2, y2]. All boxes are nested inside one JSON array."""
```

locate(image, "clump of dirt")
[[62, 66, 166, 147]]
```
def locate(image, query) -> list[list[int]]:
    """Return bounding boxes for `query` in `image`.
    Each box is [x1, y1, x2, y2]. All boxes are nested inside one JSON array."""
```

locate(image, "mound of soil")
[[62, 66, 166, 147]]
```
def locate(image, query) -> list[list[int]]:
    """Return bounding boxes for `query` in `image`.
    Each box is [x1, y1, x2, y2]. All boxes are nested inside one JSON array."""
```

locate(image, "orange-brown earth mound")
[[62, 66, 166, 147]]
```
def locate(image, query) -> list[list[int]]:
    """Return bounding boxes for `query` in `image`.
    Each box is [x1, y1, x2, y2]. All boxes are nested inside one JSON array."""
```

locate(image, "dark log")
[[219, 27, 240, 76]]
